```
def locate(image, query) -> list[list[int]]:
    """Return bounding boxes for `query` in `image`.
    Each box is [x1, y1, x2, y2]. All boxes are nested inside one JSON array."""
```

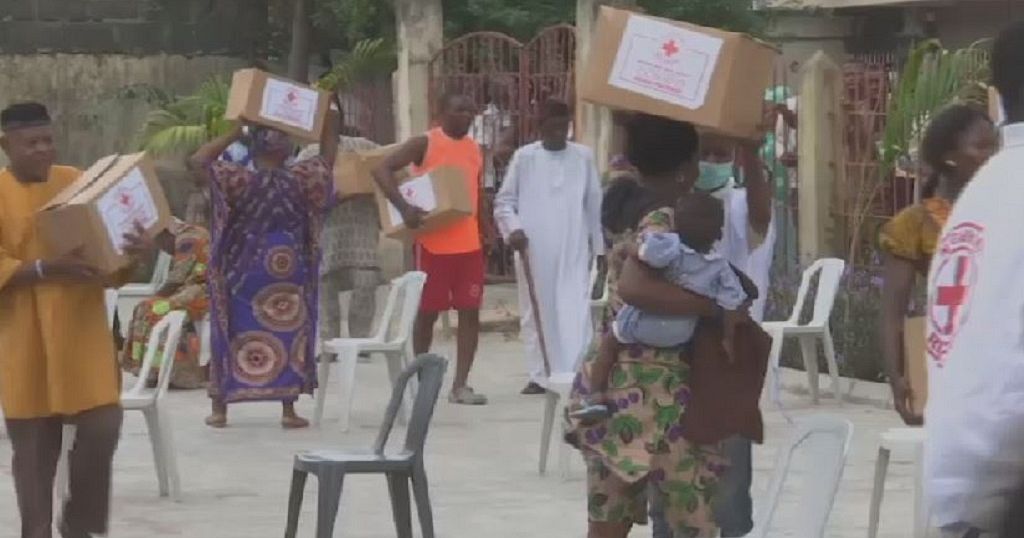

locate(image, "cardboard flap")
[[42, 154, 120, 211], [904, 316, 928, 416], [41, 152, 151, 211], [225, 68, 258, 120]]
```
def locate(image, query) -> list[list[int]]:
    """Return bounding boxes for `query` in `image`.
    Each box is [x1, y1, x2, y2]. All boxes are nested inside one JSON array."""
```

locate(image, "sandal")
[[449, 386, 488, 405]]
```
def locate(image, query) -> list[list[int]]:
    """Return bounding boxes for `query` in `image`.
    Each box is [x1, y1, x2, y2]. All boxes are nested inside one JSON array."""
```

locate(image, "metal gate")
[[838, 53, 900, 267], [428, 25, 576, 282]]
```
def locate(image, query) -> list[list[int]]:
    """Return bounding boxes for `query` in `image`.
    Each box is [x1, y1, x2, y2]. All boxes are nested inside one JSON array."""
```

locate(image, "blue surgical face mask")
[[696, 161, 734, 192]]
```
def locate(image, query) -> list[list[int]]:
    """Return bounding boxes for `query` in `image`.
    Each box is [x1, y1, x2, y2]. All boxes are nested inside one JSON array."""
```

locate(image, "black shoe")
[[58, 520, 92, 538], [520, 382, 547, 395]]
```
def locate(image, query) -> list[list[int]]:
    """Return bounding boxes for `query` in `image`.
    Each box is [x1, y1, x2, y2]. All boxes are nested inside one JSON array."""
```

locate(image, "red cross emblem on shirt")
[[662, 39, 680, 57], [286, 90, 297, 103], [935, 256, 970, 333], [119, 191, 132, 206], [927, 222, 984, 367]]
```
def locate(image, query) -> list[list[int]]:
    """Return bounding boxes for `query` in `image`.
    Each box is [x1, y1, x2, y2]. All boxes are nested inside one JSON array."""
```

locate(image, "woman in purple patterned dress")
[[189, 120, 338, 428]]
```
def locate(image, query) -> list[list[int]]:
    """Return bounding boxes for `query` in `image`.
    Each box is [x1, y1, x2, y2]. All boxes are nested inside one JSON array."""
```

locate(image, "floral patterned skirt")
[[566, 344, 727, 535], [121, 297, 206, 390]]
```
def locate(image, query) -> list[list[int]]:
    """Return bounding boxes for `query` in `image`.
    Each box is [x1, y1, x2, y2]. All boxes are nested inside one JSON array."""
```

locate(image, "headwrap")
[[251, 126, 295, 156]]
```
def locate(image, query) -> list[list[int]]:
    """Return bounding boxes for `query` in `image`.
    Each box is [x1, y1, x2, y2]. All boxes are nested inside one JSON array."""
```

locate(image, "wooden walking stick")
[[520, 248, 552, 378]]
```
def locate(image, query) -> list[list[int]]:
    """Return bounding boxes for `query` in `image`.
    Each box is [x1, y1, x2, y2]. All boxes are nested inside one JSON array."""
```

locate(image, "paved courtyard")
[[1, 333, 918, 538]]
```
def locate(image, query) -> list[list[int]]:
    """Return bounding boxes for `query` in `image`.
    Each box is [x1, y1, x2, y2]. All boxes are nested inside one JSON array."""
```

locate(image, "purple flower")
[[667, 425, 684, 442], [618, 398, 631, 410], [584, 426, 608, 445], [650, 468, 666, 483], [708, 462, 729, 477], [674, 387, 691, 406], [628, 392, 641, 404]]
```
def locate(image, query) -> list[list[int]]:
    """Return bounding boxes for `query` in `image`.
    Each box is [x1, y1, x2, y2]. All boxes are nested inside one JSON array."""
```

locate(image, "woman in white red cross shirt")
[[924, 21, 1024, 537]]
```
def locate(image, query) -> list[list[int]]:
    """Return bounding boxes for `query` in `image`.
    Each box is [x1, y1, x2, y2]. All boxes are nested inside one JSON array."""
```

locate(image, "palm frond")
[[142, 125, 210, 155], [137, 76, 231, 155], [880, 40, 990, 172], [317, 38, 396, 92]]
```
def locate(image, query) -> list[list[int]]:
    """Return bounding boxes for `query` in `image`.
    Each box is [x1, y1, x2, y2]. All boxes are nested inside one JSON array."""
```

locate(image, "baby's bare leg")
[[591, 332, 621, 396], [571, 333, 622, 421]]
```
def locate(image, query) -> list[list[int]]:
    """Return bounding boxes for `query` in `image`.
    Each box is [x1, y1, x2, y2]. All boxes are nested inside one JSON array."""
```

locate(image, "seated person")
[[573, 193, 747, 420], [119, 219, 210, 389]]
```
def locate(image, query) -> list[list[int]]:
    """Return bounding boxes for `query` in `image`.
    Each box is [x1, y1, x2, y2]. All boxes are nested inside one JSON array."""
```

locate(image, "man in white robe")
[[924, 22, 1024, 538], [493, 100, 604, 393]]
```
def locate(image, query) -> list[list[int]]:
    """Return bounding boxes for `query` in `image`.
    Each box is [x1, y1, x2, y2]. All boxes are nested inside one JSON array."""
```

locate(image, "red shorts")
[[416, 247, 485, 313]]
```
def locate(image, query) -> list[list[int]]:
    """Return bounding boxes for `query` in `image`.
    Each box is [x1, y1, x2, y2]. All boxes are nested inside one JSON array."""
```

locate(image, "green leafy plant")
[[880, 39, 991, 172], [136, 37, 391, 156], [843, 40, 991, 267], [316, 37, 396, 92], [138, 77, 232, 156]]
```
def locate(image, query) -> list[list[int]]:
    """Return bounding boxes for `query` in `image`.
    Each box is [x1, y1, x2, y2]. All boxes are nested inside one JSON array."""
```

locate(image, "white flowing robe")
[[494, 142, 604, 383]]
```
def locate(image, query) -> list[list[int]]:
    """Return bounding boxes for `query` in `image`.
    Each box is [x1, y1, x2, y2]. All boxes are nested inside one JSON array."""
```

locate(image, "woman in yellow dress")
[[120, 219, 211, 389], [878, 104, 997, 425]]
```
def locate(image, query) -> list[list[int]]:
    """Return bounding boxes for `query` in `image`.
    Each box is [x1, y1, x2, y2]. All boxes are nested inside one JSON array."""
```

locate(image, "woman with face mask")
[[656, 133, 773, 538], [188, 117, 340, 429]]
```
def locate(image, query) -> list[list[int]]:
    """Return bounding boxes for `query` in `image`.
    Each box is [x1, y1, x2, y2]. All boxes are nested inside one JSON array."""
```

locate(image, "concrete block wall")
[[0, 0, 267, 55]]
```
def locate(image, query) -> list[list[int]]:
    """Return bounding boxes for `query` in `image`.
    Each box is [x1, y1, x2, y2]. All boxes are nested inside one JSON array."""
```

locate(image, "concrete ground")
[[0, 332, 919, 538]]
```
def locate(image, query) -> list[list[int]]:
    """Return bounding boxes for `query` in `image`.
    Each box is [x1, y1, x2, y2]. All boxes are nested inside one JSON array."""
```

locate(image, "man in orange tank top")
[[374, 92, 488, 405]]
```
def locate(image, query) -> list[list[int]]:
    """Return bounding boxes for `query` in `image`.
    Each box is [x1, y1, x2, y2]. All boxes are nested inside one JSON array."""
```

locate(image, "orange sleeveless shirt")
[[411, 127, 482, 254]]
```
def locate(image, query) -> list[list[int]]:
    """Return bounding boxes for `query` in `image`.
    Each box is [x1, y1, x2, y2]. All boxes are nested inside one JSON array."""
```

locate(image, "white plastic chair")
[[315, 272, 427, 432], [121, 310, 187, 500], [867, 427, 929, 538], [761, 258, 846, 407], [57, 310, 186, 504], [116, 251, 172, 337], [196, 314, 212, 367], [589, 263, 609, 333], [538, 372, 576, 479], [105, 288, 118, 327], [744, 415, 854, 538]]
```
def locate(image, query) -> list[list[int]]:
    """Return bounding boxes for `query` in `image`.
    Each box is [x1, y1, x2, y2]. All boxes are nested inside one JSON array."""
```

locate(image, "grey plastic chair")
[[284, 354, 448, 538]]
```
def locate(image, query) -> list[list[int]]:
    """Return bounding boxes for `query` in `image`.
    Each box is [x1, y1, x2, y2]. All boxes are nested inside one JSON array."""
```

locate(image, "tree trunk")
[[287, 0, 312, 82]]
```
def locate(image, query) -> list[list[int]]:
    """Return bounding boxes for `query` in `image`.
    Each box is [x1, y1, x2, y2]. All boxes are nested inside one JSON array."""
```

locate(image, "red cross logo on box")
[[662, 39, 679, 57], [927, 222, 984, 368]]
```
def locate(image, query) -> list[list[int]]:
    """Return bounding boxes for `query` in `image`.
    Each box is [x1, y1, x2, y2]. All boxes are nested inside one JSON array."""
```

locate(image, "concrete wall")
[[768, 1, 1016, 68], [0, 54, 246, 213], [0, 0, 266, 55], [0, 0, 266, 214], [767, 11, 853, 71]]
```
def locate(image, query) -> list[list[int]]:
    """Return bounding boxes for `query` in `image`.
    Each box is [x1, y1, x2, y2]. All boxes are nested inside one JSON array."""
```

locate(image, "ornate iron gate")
[[838, 54, 899, 266], [428, 25, 576, 282]]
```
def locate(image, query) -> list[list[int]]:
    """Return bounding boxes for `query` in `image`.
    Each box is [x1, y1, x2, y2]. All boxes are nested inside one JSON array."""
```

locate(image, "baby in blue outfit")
[[574, 192, 748, 421]]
